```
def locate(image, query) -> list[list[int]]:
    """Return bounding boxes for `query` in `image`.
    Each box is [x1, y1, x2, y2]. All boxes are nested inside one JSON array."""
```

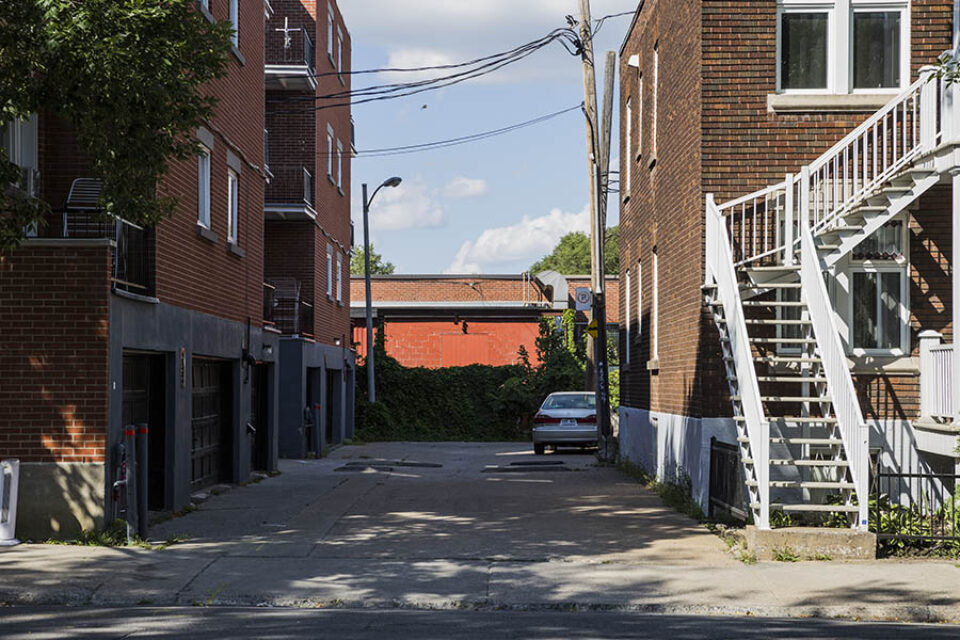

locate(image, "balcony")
[[265, 29, 317, 91], [264, 163, 316, 221], [920, 331, 954, 421], [264, 277, 314, 337], [60, 211, 155, 298]]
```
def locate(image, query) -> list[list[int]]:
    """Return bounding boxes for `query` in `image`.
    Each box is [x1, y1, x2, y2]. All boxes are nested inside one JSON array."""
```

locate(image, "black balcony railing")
[[267, 277, 314, 336], [263, 282, 277, 327], [303, 30, 315, 73], [57, 210, 154, 296], [266, 164, 315, 208]]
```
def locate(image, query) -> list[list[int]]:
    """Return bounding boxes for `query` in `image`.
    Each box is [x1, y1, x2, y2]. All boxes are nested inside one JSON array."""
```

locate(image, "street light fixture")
[[362, 177, 402, 403]]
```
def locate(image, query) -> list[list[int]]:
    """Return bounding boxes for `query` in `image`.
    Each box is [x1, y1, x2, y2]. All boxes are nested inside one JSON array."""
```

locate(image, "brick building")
[[1, 1, 279, 539], [264, 0, 355, 459], [617, 0, 960, 527], [350, 272, 620, 369]]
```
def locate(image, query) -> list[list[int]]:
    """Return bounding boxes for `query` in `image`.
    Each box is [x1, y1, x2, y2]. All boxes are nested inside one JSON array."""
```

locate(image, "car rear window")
[[542, 394, 595, 410]]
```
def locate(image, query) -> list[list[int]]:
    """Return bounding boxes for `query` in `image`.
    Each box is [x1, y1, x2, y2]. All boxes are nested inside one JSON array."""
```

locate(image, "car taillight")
[[577, 414, 597, 424], [534, 414, 560, 425]]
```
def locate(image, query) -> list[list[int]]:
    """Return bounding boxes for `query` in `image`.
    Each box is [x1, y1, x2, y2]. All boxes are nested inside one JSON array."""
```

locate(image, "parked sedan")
[[531, 392, 597, 455]]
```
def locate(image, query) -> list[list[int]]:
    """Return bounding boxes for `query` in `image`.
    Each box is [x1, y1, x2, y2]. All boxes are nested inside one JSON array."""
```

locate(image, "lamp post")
[[362, 176, 402, 403]]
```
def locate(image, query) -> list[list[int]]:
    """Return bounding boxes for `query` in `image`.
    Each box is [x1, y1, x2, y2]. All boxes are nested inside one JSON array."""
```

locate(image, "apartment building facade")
[[0, 1, 279, 539], [618, 0, 960, 528], [264, 0, 355, 459]]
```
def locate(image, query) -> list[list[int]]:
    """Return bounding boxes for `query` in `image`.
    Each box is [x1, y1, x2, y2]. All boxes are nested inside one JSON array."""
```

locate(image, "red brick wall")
[[155, 0, 267, 325], [618, 0, 704, 417], [353, 319, 539, 369], [0, 245, 111, 463], [351, 276, 551, 305], [565, 276, 620, 323]]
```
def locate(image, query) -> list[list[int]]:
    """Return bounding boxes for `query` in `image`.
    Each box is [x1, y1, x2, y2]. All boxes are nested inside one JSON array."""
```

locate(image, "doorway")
[[122, 353, 166, 510], [250, 364, 270, 471], [191, 358, 232, 491]]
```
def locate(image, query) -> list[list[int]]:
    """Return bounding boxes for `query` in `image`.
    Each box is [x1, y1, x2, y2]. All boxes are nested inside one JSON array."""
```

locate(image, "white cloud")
[[339, 1, 639, 85], [442, 177, 488, 199], [368, 180, 446, 231], [445, 205, 590, 274]]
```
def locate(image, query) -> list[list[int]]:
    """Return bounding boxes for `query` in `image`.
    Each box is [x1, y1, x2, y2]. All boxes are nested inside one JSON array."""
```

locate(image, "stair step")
[[747, 480, 856, 490], [743, 300, 806, 307], [744, 265, 801, 273], [756, 376, 827, 383], [771, 458, 849, 467], [817, 243, 840, 251], [752, 503, 860, 513], [749, 337, 816, 344], [820, 225, 860, 234], [744, 319, 811, 326], [761, 396, 832, 403], [739, 436, 843, 446], [880, 186, 912, 197], [846, 205, 887, 217], [740, 282, 801, 289], [735, 416, 838, 424], [752, 356, 821, 364]]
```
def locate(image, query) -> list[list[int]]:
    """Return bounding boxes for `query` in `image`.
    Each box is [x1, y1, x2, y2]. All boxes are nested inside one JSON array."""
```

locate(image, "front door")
[[250, 364, 269, 471], [191, 359, 232, 491], [122, 353, 166, 510]]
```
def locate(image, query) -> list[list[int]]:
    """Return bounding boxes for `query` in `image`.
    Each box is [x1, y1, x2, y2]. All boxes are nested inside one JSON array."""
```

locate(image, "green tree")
[[529, 226, 619, 275], [351, 244, 396, 275], [0, 0, 233, 248]]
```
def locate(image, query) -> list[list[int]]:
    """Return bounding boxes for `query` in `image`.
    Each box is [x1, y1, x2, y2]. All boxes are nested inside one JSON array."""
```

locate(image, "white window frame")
[[327, 125, 334, 181], [842, 216, 909, 355], [776, 0, 910, 96], [652, 248, 659, 361], [637, 72, 643, 161], [625, 268, 632, 365], [624, 97, 632, 194], [336, 26, 344, 79], [229, 0, 239, 47], [2, 115, 38, 195], [227, 168, 239, 244], [336, 253, 343, 302], [336, 139, 343, 190], [197, 146, 211, 228], [636, 259, 643, 347], [328, 3, 335, 63], [651, 43, 658, 160], [326, 245, 334, 298]]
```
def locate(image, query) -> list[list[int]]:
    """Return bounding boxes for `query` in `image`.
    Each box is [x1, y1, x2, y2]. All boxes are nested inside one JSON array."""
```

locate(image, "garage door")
[[191, 359, 231, 491]]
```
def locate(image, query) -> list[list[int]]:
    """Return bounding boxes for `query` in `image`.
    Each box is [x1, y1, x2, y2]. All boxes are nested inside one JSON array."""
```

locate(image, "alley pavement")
[[2, 442, 960, 625]]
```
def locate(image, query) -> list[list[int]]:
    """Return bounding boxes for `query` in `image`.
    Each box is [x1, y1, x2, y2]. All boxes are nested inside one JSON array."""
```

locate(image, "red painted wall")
[[353, 319, 540, 369]]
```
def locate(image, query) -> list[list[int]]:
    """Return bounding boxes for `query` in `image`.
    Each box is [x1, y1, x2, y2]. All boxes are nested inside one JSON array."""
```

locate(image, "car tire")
[[534, 443, 545, 455]]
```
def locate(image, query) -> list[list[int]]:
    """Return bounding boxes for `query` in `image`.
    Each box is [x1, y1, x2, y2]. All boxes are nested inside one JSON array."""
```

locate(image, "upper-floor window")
[[227, 168, 239, 244], [1, 115, 38, 196], [198, 146, 211, 228], [651, 42, 658, 159], [624, 98, 632, 193], [336, 253, 343, 302], [229, 0, 239, 47], [625, 268, 631, 365], [328, 3, 335, 63], [335, 139, 343, 190], [326, 125, 334, 181], [778, 0, 909, 94], [637, 73, 643, 160], [337, 26, 344, 78], [326, 244, 334, 297]]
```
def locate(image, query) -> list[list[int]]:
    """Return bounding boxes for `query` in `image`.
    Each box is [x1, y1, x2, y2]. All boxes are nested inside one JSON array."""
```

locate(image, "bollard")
[[0, 459, 21, 546], [124, 425, 138, 543]]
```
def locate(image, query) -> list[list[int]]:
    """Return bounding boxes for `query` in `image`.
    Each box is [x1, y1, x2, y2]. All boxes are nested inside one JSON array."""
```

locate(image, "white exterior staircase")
[[704, 57, 960, 530]]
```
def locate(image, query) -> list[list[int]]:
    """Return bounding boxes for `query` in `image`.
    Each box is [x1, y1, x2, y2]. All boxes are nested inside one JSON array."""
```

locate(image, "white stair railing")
[[706, 194, 770, 529], [798, 168, 870, 529], [717, 61, 948, 266]]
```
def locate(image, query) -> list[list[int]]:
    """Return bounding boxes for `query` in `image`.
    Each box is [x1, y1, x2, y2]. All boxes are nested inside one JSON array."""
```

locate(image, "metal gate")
[[191, 359, 231, 491], [709, 437, 747, 521]]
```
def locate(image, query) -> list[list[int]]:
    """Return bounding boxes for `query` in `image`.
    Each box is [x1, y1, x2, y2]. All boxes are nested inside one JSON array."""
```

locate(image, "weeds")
[[738, 550, 758, 565], [43, 519, 189, 550], [812, 553, 833, 561], [617, 459, 706, 522], [773, 546, 801, 562]]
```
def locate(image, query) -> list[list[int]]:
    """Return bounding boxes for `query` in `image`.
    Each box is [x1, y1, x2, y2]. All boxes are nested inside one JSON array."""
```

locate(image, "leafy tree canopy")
[[351, 244, 396, 275], [0, 0, 233, 248], [529, 226, 619, 276]]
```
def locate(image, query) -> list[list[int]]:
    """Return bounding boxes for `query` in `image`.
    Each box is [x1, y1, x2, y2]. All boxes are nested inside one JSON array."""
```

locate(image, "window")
[[2, 115, 38, 195], [651, 42, 658, 159], [227, 169, 239, 244], [778, 1, 908, 94], [197, 146, 211, 228], [625, 269, 631, 365], [228, 0, 239, 47], [336, 254, 343, 302], [326, 245, 334, 297], [637, 73, 643, 159], [336, 26, 344, 78], [847, 220, 907, 353], [303, 167, 314, 207], [328, 3, 335, 63], [335, 139, 343, 190], [636, 259, 642, 345], [652, 247, 659, 361], [326, 125, 334, 180], [624, 98, 632, 193]]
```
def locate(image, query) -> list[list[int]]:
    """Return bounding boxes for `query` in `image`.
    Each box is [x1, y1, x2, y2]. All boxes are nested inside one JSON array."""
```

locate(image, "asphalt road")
[[2, 607, 959, 639]]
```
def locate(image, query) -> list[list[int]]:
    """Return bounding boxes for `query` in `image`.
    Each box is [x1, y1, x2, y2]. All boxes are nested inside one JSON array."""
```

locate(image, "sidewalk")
[[1, 443, 959, 623]]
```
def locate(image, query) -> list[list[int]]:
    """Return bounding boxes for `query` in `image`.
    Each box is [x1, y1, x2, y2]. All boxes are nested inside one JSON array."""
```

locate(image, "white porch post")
[[953, 171, 960, 424]]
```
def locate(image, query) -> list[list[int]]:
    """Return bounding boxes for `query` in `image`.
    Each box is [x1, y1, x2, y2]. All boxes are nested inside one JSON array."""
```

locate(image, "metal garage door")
[[191, 359, 231, 491]]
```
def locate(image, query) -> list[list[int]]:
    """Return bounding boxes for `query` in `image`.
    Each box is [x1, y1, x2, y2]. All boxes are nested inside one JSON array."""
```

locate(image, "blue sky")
[[338, 0, 637, 275]]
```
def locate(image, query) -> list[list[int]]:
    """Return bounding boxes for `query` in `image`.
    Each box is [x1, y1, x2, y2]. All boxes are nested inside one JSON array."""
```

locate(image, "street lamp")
[[362, 176, 402, 403]]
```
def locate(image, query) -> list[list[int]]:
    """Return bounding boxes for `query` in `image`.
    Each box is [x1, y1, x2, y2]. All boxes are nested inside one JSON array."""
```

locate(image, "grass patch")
[[773, 546, 801, 562], [812, 553, 833, 561], [738, 549, 758, 565]]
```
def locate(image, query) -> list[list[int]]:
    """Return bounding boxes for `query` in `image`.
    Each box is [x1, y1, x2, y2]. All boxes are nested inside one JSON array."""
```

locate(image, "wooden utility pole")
[[594, 51, 616, 463], [579, 0, 599, 392]]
